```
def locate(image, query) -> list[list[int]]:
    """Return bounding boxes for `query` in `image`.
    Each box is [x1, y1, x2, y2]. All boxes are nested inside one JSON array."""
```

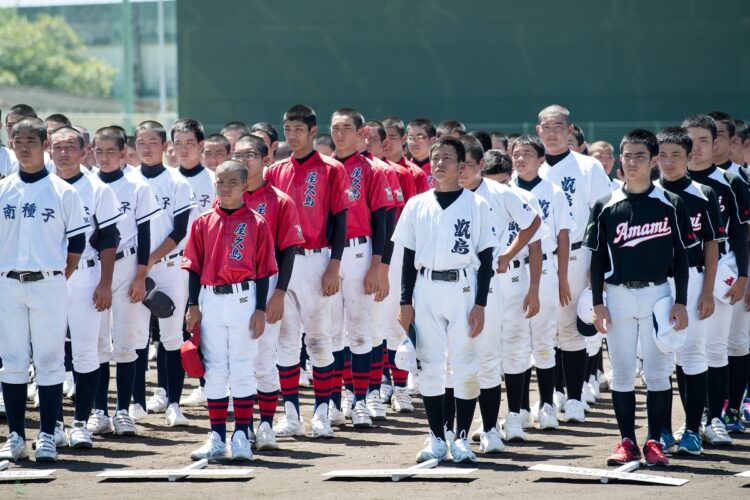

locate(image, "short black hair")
[[512, 134, 545, 157], [314, 133, 335, 150], [482, 149, 513, 176], [708, 111, 735, 137], [620, 128, 658, 158], [12, 117, 47, 142], [459, 134, 484, 164], [332, 108, 364, 129], [437, 120, 466, 137], [6, 104, 37, 122], [469, 131, 492, 152], [407, 118, 436, 138], [235, 133, 269, 158], [284, 104, 317, 129], [734, 119, 749, 143], [382, 116, 405, 136], [45, 113, 71, 128], [126, 135, 136, 148], [171, 118, 205, 142], [681, 114, 718, 140], [135, 120, 167, 143], [656, 127, 692, 155], [50, 126, 85, 149], [571, 124, 585, 146], [430, 136, 466, 163], [250, 122, 279, 144], [490, 131, 508, 150], [204, 133, 231, 153], [366, 120, 386, 141], [93, 126, 127, 150], [221, 121, 249, 135]]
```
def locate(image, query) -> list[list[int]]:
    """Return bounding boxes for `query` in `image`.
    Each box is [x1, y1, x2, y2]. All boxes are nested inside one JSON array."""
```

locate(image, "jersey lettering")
[[22, 202, 36, 218], [198, 194, 210, 207], [349, 167, 362, 201], [230, 223, 247, 260], [451, 218, 471, 255], [560, 176, 576, 207], [304, 172, 317, 207], [538, 199, 550, 220], [690, 213, 702, 232], [42, 208, 55, 222], [3, 204, 15, 219], [612, 217, 671, 247], [161, 196, 171, 210], [507, 220, 520, 247], [119, 201, 131, 214], [718, 195, 725, 212], [255, 202, 266, 215]]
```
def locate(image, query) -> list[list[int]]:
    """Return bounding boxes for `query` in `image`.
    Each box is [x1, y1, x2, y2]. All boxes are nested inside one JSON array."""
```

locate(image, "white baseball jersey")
[[101, 170, 163, 252], [0, 171, 89, 272], [137, 167, 195, 252], [180, 166, 216, 225], [516, 177, 575, 254], [539, 150, 612, 243], [610, 178, 624, 192], [392, 189, 497, 272], [507, 184, 547, 259], [0, 146, 16, 179], [727, 162, 749, 185], [66, 169, 124, 261]]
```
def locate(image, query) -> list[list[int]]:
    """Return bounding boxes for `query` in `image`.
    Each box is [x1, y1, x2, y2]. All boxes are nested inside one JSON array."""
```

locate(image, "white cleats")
[[480, 426, 505, 453], [450, 433, 477, 463], [311, 403, 334, 438], [165, 402, 189, 427], [181, 386, 207, 407], [416, 433, 448, 463], [562, 399, 586, 423], [255, 422, 279, 451], [146, 387, 168, 413], [112, 409, 137, 436], [366, 390, 387, 420], [343, 390, 354, 419], [352, 400, 373, 429], [520, 409, 534, 429], [35, 432, 57, 462], [704, 418, 732, 446], [581, 382, 596, 404], [274, 402, 305, 437], [503, 412, 527, 442], [231, 430, 253, 461], [390, 387, 414, 413], [68, 420, 93, 449], [129, 403, 147, 422], [537, 402, 559, 430], [0, 432, 28, 462], [329, 405, 347, 427], [380, 382, 394, 402], [87, 409, 113, 434], [553, 390, 567, 411], [54, 421, 69, 448], [190, 431, 227, 461]]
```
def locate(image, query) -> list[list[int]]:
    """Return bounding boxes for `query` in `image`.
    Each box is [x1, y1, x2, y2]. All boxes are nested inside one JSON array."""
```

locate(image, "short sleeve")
[[368, 165, 394, 211], [63, 188, 90, 237], [589, 161, 613, 209], [391, 197, 417, 250], [330, 163, 353, 214], [95, 184, 125, 229], [582, 200, 604, 251], [173, 177, 197, 216], [254, 216, 279, 279], [552, 188, 575, 234], [276, 195, 306, 250], [476, 198, 498, 253], [672, 196, 699, 249], [397, 166, 416, 205], [704, 187, 726, 242], [181, 217, 205, 275], [729, 175, 750, 224], [503, 188, 537, 231], [135, 181, 162, 224]]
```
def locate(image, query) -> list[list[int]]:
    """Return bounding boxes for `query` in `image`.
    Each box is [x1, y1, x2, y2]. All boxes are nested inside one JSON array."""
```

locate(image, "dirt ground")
[[2, 360, 750, 499]]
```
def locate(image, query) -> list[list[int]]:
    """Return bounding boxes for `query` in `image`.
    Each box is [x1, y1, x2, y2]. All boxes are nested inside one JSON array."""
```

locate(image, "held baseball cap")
[[395, 327, 418, 373], [142, 277, 176, 318], [651, 296, 686, 354], [713, 260, 737, 305], [576, 287, 599, 337], [181, 324, 205, 378]]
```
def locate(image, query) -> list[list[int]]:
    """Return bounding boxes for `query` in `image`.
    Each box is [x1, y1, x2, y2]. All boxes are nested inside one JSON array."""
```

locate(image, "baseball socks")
[[329, 349, 345, 410], [368, 341, 386, 394], [387, 349, 409, 388], [455, 397, 477, 438], [257, 390, 278, 427], [683, 370, 707, 433], [277, 364, 300, 413], [233, 395, 255, 437], [521, 368, 532, 412], [73, 369, 99, 422], [133, 346, 148, 410], [646, 389, 671, 441], [156, 342, 167, 393], [536, 366, 556, 407], [422, 394, 446, 439], [611, 390, 637, 444], [164, 349, 185, 405], [562, 349, 588, 401], [707, 365, 729, 421], [505, 372, 525, 414], [115, 361, 136, 412], [2, 382, 27, 439], [312, 363, 334, 411], [728, 354, 750, 412], [443, 388, 456, 434], [208, 396, 229, 442], [554, 347, 566, 394], [351, 351, 371, 405], [478, 384, 502, 432], [343, 347, 353, 394], [94, 362, 110, 415], [38, 384, 64, 436]]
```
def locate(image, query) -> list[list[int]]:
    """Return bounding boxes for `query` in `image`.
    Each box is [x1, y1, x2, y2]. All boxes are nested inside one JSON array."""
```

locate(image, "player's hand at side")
[[744, 282, 750, 311], [698, 289, 715, 320], [468, 305, 484, 338], [670, 303, 688, 331], [321, 261, 341, 296], [185, 305, 201, 332], [266, 290, 285, 324], [93, 282, 113, 311], [496, 254, 510, 274], [593, 304, 611, 333], [559, 278, 572, 307], [128, 277, 147, 303], [374, 265, 389, 302], [364, 263, 380, 295], [724, 276, 747, 305], [398, 304, 414, 334], [523, 288, 540, 319], [251, 310, 266, 338]]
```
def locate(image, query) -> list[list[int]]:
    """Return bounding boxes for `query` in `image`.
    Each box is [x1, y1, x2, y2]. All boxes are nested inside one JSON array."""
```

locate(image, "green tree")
[[0, 11, 117, 97]]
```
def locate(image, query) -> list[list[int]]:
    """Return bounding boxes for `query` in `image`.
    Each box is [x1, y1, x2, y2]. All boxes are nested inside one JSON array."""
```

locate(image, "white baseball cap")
[[395, 335, 417, 373], [651, 296, 686, 354], [576, 287, 601, 337], [713, 260, 738, 305]]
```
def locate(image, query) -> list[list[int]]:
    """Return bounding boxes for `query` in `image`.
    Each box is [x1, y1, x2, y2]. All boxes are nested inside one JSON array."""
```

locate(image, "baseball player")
[[0, 118, 89, 462], [314, 134, 335, 157], [512, 134, 575, 435], [265, 105, 351, 439], [49, 127, 124, 449], [2, 104, 41, 179], [394, 136, 497, 464], [655, 126, 723, 455], [482, 149, 514, 185], [406, 119, 437, 189], [87, 126, 161, 436], [382, 116, 430, 195], [536, 105, 612, 423], [183, 160, 277, 461], [683, 114, 750, 444], [220, 122, 249, 155], [586, 129, 695, 467], [132, 120, 196, 427], [230, 134, 304, 450], [250, 122, 281, 161], [201, 134, 230, 172]]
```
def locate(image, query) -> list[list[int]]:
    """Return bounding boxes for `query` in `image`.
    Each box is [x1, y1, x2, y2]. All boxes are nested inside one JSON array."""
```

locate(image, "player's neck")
[[518, 171, 539, 182], [56, 164, 81, 179], [461, 177, 481, 191], [545, 145, 569, 157], [412, 154, 429, 164], [19, 162, 46, 174], [335, 148, 358, 162], [246, 175, 265, 192], [293, 145, 315, 160], [180, 159, 201, 169], [687, 161, 712, 172], [713, 153, 730, 165], [435, 180, 461, 192], [385, 153, 402, 164], [624, 178, 651, 194]]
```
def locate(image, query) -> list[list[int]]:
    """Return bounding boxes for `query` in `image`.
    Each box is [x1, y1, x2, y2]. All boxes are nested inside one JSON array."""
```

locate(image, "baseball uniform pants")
[[499, 261, 533, 375], [706, 252, 736, 367], [475, 271, 503, 389], [330, 238, 374, 355], [255, 274, 280, 393], [528, 256, 558, 370], [68, 261, 105, 374], [557, 245, 590, 352], [378, 243, 406, 351], [670, 267, 709, 375], [139, 253, 189, 351]]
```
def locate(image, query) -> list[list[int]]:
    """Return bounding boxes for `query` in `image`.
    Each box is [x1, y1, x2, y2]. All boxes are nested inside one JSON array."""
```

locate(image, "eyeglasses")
[[232, 152, 259, 161]]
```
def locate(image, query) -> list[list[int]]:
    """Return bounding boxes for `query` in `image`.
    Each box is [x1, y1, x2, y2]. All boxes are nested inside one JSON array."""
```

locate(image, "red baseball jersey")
[[414, 159, 435, 189], [339, 153, 394, 239], [397, 157, 430, 194], [182, 206, 278, 285], [364, 153, 416, 219], [264, 151, 352, 249], [242, 184, 305, 251], [364, 153, 404, 209]]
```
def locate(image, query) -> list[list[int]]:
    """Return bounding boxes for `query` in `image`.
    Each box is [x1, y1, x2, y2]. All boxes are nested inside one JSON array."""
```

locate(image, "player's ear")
[[41, 138, 50, 151], [197, 140, 204, 151], [358, 125, 369, 139], [566, 124, 574, 135], [649, 155, 658, 168], [309, 125, 318, 138], [479, 158, 485, 169], [262, 155, 271, 167], [429, 136, 436, 145]]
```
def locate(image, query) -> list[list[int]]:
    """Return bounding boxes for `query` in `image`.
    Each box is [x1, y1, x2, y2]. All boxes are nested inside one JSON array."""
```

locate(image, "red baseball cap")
[[181, 325, 205, 378]]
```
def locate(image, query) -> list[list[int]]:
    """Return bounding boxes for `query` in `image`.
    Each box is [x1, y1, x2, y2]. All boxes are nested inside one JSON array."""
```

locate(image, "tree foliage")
[[0, 11, 117, 97]]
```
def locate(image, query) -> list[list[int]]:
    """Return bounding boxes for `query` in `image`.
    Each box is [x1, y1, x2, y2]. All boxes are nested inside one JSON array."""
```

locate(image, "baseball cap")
[[395, 327, 418, 373], [143, 277, 176, 318], [180, 324, 205, 378], [576, 287, 599, 337], [651, 296, 686, 354], [713, 260, 738, 305]]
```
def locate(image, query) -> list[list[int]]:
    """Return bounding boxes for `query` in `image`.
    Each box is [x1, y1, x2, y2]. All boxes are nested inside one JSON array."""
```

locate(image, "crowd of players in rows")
[[0, 102, 749, 468]]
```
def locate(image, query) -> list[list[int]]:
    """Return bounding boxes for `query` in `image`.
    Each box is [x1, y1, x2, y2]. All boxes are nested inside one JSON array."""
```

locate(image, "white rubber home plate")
[[323, 459, 477, 482], [0, 460, 56, 481], [736, 471, 750, 478], [97, 459, 253, 482], [530, 461, 688, 486]]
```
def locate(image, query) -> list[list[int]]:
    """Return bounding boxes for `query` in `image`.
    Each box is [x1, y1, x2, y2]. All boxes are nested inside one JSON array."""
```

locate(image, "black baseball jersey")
[[656, 177, 725, 267], [583, 184, 697, 285]]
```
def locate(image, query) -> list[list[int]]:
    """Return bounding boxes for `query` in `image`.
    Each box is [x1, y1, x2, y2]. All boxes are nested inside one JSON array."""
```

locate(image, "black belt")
[[78, 259, 97, 269], [115, 247, 137, 261], [571, 241, 583, 251], [691, 265, 704, 274], [294, 247, 323, 256], [523, 253, 549, 265], [206, 281, 251, 295], [6, 271, 63, 283], [345, 236, 368, 247], [419, 268, 464, 282], [161, 250, 184, 262], [621, 279, 667, 289]]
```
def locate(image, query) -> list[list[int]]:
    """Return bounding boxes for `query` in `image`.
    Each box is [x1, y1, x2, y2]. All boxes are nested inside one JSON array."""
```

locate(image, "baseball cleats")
[[166, 403, 189, 427], [537, 403, 559, 430], [520, 409, 533, 429], [722, 409, 746, 433], [342, 390, 354, 419], [68, 420, 93, 449], [366, 390, 387, 420], [0, 432, 28, 462], [444, 429, 455, 446], [87, 409, 113, 434], [416, 433, 448, 463], [352, 400, 373, 429], [129, 403, 147, 422], [146, 387, 168, 413], [673, 423, 686, 444], [607, 438, 641, 466], [113, 409, 137, 436], [704, 418, 732, 446], [479, 427, 505, 454], [311, 403, 334, 438], [562, 399, 586, 423], [450, 433, 477, 463], [391, 387, 414, 413], [643, 439, 669, 467], [590, 378, 601, 400], [256, 422, 279, 451], [380, 382, 393, 402], [581, 382, 596, 404], [503, 412, 527, 442], [231, 430, 253, 461], [274, 402, 305, 437], [54, 421, 69, 448], [677, 430, 703, 455], [181, 386, 207, 407], [35, 432, 58, 462], [553, 390, 566, 411], [329, 405, 346, 427], [659, 430, 677, 454], [191, 431, 227, 461]]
